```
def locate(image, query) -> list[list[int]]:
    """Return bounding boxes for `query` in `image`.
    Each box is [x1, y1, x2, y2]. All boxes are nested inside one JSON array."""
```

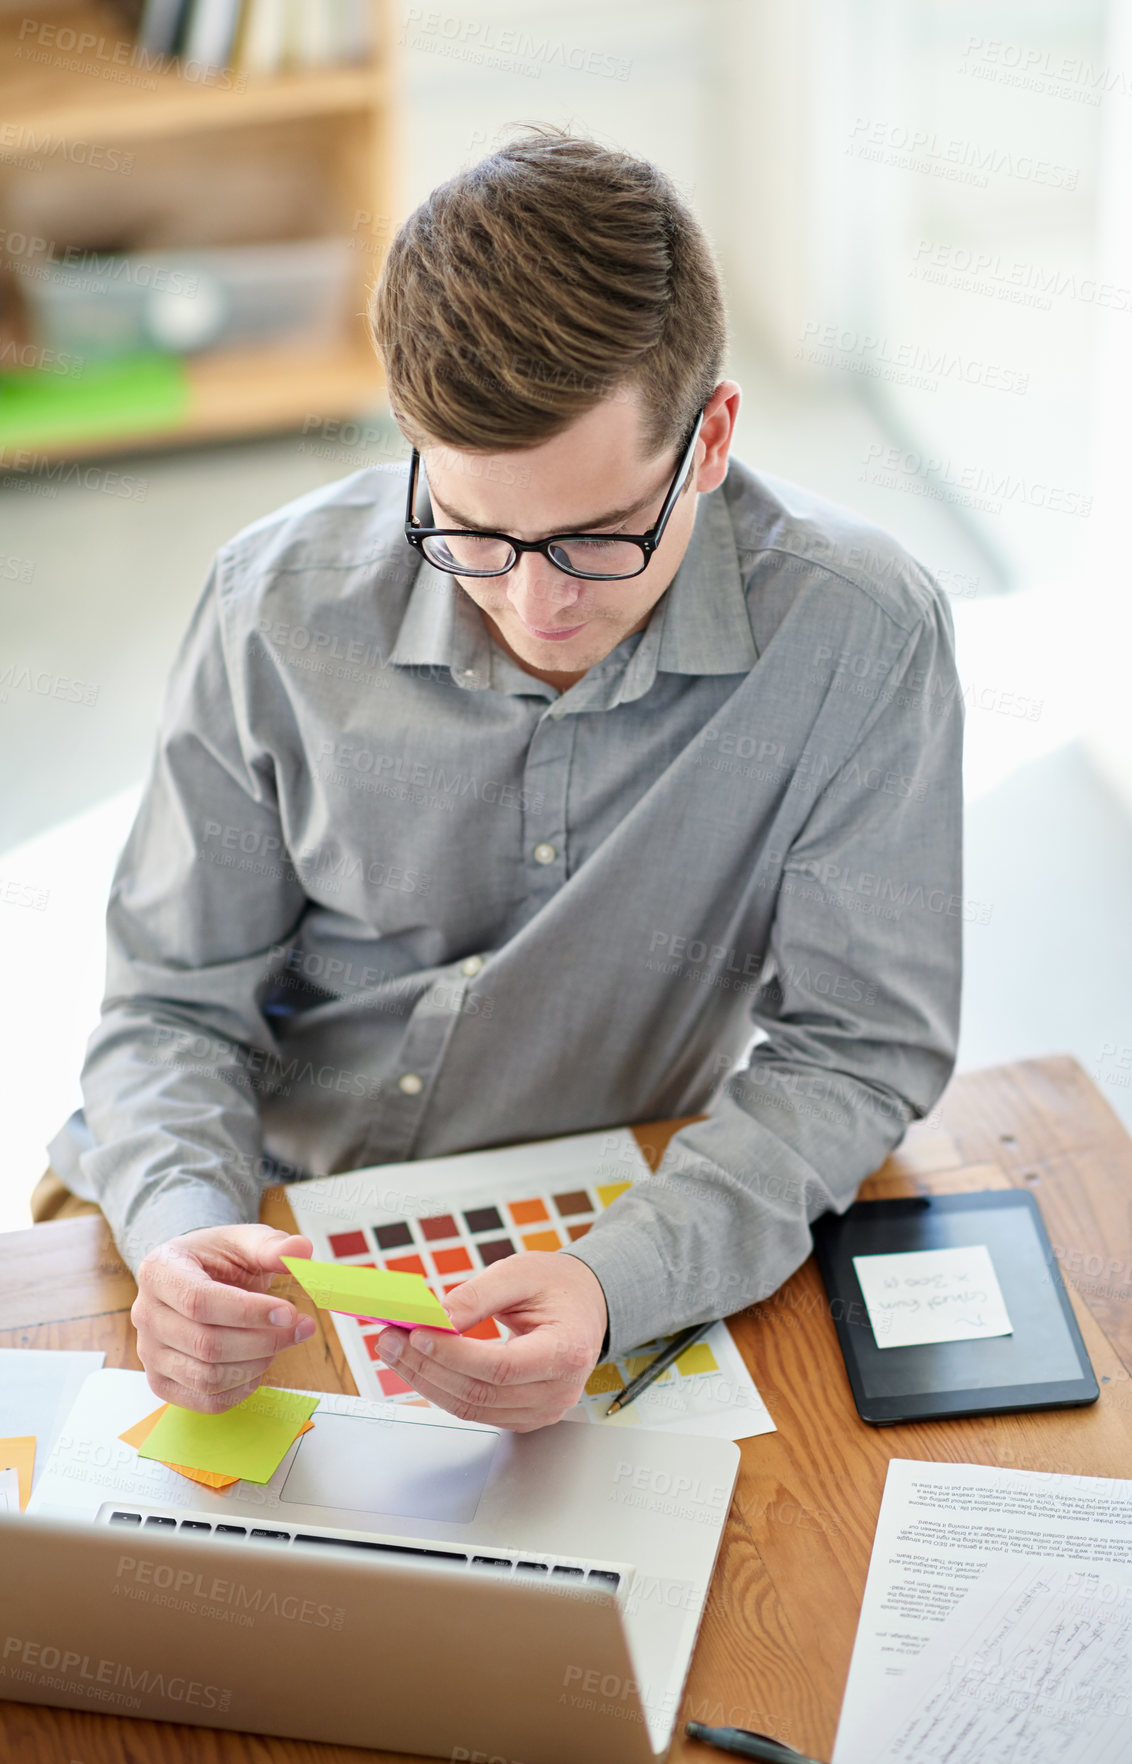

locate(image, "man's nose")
[[504, 551, 583, 614]]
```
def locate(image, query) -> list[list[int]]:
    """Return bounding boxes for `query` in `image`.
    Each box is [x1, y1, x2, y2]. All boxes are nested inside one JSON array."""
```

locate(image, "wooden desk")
[[4, 1054, 1132, 1763]]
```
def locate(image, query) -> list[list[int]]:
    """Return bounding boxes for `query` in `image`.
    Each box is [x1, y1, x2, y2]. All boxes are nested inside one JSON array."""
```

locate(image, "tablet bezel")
[[812, 1190, 1100, 1426]]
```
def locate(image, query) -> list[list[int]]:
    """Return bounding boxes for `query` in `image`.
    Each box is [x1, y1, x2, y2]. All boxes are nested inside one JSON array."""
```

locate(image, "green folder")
[[0, 351, 189, 448], [281, 1256, 457, 1331], [135, 1386, 319, 1485]]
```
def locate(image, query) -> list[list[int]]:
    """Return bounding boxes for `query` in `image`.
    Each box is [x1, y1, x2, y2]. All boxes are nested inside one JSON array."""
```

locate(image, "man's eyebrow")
[[426, 475, 667, 536]]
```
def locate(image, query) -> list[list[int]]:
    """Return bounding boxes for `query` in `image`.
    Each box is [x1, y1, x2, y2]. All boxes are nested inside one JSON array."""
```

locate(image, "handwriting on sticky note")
[[852, 1244, 1012, 1349], [135, 1387, 320, 1485], [281, 1256, 457, 1332]]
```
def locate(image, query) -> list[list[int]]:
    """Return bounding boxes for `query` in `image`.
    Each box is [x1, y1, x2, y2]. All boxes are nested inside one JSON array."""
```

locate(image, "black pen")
[[605, 1320, 714, 1415], [685, 1719, 827, 1764]]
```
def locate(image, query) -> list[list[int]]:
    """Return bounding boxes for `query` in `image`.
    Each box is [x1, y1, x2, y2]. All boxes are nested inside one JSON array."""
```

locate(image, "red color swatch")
[[419, 1214, 458, 1241], [329, 1230, 367, 1258]]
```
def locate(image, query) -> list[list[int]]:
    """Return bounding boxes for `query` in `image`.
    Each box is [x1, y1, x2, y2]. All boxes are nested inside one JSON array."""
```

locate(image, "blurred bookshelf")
[[0, 0, 397, 459]]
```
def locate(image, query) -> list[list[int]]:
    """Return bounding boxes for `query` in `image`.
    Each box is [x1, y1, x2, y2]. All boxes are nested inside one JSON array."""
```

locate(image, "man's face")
[[417, 384, 729, 681]]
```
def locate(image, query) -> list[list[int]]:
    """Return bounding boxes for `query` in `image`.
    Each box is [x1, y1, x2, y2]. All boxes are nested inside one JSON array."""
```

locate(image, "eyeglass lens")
[[420, 532, 646, 580]]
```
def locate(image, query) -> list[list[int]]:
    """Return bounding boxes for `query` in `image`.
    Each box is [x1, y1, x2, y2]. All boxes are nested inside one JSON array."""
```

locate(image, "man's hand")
[[131, 1225, 318, 1413], [375, 1251, 608, 1432]]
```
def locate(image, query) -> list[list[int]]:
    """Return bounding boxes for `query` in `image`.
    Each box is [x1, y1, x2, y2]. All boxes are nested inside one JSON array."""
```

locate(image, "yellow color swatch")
[[521, 1229, 562, 1252], [626, 1356, 672, 1383], [595, 1182, 632, 1209], [675, 1342, 719, 1377], [584, 1362, 625, 1397]]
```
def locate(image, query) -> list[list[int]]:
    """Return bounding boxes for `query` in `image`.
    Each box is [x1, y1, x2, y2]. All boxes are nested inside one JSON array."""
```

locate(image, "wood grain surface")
[[3, 1054, 1131, 1763]]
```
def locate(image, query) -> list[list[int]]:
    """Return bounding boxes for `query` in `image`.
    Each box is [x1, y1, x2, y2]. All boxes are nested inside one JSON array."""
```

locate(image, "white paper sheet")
[[0, 1349, 106, 1493], [288, 1129, 776, 1442], [852, 1245, 1012, 1348], [870, 1555, 1132, 1761], [0, 1466, 19, 1513], [833, 1459, 1132, 1764]]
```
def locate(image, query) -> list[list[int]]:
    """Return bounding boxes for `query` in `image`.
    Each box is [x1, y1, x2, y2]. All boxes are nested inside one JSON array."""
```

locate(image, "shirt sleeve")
[[565, 588, 964, 1359], [70, 555, 308, 1272]]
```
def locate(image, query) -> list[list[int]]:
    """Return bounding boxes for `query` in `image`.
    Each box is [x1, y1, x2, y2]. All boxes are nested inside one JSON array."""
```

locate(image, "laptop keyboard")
[[102, 1507, 626, 1594]]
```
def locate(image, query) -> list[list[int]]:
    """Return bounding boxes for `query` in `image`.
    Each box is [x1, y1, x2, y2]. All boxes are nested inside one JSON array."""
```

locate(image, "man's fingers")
[[144, 1368, 265, 1416], [441, 1255, 551, 1330], [440, 1277, 495, 1332], [140, 1244, 304, 1334], [143, 1346, 276, 1399], [137, 1294, 313, 1365], [252, 1231, 313, 1274], [389, 1362, 563, 1432], [379, 1322, 585, 1396], [381, 1335, 549, 1411]]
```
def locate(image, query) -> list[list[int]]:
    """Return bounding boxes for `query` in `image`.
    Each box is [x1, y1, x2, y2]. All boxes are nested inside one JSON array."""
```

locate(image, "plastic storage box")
[[25, 237, 356, 359]]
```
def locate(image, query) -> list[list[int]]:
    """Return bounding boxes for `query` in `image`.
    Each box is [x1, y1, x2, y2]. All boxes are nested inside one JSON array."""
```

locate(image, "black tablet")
[[811, 1190, 1099, 1425]]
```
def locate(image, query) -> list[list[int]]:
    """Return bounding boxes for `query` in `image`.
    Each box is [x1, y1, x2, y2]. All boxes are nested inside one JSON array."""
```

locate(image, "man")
[[43, 128, 963, 1432]]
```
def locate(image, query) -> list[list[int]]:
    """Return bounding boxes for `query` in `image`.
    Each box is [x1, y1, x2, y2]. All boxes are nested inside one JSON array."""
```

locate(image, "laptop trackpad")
[[279, 1411, 499, 1524]]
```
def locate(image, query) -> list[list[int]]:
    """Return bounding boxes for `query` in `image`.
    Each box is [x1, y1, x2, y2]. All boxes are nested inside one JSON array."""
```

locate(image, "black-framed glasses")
[[404, 407, 705, 581]]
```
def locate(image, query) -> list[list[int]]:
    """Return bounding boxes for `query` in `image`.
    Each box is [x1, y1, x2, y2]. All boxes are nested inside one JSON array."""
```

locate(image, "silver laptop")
[[7, 1368, 740, 1760]]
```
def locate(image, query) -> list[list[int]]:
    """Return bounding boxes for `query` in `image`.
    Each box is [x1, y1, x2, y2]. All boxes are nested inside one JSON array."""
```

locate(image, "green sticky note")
[[136, 1386, 319, 1485], [282, 1256, 457, 1332], [0, 351, 189, 447]]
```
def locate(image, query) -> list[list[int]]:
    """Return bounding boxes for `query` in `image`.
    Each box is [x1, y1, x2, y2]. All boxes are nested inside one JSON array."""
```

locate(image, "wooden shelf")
[[26, 340, 387, 459], [0, 0, 398, 457], [0, 8, 390, 142]]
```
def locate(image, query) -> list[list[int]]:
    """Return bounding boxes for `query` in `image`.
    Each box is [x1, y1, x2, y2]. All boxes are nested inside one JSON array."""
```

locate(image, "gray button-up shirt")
[[50, 455, 963, 1360]]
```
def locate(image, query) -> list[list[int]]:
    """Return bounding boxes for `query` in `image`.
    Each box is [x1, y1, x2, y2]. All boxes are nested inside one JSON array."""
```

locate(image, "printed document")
[[833, 1458, 1132, 1762]]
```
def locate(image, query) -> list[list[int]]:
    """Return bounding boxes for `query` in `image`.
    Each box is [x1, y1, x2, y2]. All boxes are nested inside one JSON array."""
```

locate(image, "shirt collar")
[[608, 480, 758, 707], [387, 553, 492, 687], [387, 473, 758, 701]]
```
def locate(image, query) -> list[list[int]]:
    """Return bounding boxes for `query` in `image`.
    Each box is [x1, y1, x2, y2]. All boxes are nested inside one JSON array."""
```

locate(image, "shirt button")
[[398, 1073, 424, 1095], [460, 955, 484, 977], [533, 842, 557, 865]]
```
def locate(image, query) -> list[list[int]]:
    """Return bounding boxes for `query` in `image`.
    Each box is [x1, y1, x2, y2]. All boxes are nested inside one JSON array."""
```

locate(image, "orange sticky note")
[[0, 1436, 36, 1510], [120, 1405, 312, 1491]]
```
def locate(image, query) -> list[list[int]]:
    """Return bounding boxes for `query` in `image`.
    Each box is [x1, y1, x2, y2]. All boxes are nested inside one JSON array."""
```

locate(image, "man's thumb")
[[251, 1228, 313, 1271], [441, 1277, 494, 1332]]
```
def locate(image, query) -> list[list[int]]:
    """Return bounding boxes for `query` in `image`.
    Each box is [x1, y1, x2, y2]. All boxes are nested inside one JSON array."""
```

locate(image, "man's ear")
[[695, 380, 741, 494]]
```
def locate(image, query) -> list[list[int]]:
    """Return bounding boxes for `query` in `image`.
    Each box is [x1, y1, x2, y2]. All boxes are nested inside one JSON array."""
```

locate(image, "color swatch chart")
[[288, 1129, 775, 1442]]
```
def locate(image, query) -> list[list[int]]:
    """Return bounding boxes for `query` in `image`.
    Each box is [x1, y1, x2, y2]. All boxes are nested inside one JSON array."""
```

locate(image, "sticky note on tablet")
[[135, 1387, 320, 1485], [281, 1256, 457, 1332], [853, 1244, 1013, 1349]]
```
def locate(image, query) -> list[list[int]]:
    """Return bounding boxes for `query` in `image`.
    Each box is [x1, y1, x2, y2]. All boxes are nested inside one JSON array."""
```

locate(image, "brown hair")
[[369, 125, 727, 458]]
